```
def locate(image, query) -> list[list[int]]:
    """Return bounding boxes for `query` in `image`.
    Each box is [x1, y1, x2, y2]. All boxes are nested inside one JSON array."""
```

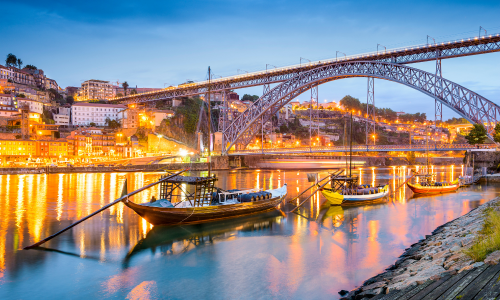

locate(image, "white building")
[[54, 114, 70, 125], [151, 110, 174, 126], [17, 98, 43, 115], [71, 102, 126, 126], [0, 93, 13, 106]]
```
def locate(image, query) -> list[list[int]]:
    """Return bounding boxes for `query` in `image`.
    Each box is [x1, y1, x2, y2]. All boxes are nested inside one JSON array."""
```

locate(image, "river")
[[0, 166, 498, 299]]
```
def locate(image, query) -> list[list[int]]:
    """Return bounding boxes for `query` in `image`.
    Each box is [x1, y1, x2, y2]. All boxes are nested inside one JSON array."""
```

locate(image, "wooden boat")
[[320, 184, 389, 206], [123, 175, 287, 225], [407, 178, 459, 194]]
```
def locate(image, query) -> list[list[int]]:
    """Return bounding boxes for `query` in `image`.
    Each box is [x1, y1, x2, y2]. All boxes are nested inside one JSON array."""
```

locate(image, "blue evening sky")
[[1, 0, 500, 119]]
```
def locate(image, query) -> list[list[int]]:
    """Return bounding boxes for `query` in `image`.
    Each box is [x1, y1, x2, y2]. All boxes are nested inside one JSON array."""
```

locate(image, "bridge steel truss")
[[222, 61, 500, 153], [111, 34, 500, 105]]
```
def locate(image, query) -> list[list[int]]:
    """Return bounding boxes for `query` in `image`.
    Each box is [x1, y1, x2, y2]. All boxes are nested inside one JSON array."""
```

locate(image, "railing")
[[228, 144, 497, 155]]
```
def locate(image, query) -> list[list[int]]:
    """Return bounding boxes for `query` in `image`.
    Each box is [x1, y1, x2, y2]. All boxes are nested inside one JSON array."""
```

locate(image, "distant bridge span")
[[110, 34, 500, 104], [222, 61, 500, 152], [227, 144, 497, 156]]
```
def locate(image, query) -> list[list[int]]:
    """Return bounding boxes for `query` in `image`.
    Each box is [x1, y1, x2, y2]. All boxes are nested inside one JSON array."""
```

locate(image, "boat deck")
[[374, 264, 500, 300]]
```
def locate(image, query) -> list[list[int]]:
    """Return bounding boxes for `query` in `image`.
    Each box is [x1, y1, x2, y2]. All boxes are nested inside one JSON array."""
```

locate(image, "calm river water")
[[0, 166, 499, 299]]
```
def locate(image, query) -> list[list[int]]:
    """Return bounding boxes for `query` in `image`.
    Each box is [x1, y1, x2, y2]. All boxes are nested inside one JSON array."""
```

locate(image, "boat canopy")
[[163, 175, 217, 185]]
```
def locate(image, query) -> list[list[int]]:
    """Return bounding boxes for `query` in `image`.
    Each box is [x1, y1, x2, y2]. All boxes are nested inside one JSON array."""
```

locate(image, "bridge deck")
[[375, 264, 500, 300], [228, 144, 496, 155]]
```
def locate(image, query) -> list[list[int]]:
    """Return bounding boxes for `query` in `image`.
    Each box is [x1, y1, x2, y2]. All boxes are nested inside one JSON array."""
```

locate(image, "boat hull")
[[407, 179, 459, 194], [123, 193, 287, 226], [321, 185, 389, 206]]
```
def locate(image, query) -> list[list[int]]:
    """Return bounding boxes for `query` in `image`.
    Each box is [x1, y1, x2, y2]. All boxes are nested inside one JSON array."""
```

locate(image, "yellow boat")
[[320, 185, 390, 206]]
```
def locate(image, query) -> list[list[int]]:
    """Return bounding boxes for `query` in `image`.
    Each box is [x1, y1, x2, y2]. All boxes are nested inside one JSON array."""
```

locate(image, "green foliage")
[[89, 122, 96, 127], [16, 93, 26, 98], [116, 93, 123, 98], [241, 94, 259, 101], [465, 208, 500, 261], [47, 88, 63, 101], [15, 135, 21, 139], [105, 117, 121, 129], [17, 58, 22, 69], [5, 53, 17, 67], [446, 117, 470, 125], [130, 89, 137, 95], [122, 81, 129, 96], [278, 116, 309, 139], [465, 124, 487, 145], [42, 109, 54, 124], [494, 123, 500, 143], [339, 95, 362, 111], [66, 95, 74, 104], [24, 64, 37, 70], [176, 97, 202, 134], [89, 100, 108, 104], [398, 112, 426, 123]]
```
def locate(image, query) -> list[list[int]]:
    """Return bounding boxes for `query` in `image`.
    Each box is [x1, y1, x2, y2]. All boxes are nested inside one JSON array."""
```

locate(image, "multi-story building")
[[8, 67, 36, 86], [0, 139, 37, 156], [0, 66, 12, 80], [37, 138, 68, 157], [71, 102, 126, 126], [54, 114, 70, 125], [78, 80, 113, 101], [117, 107, 139, 129]]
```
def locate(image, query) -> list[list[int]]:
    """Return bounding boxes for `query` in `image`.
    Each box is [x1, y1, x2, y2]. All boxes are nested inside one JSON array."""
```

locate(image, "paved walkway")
[[375, 264, 500, 300]]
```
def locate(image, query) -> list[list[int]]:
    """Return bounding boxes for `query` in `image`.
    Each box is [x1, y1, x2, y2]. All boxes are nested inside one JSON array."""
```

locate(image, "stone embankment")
[[341, 197, 500, 300]]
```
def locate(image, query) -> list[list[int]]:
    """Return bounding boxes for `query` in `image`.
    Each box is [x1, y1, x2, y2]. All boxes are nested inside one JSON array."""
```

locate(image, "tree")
[[47, 88, 62, 101], [16, 93, 26, 98], [241, 94, 259, 102], [116, 93, 123, 98], [130, 89, 137, 95], [89, 122, 97, 127], [494, 123, 500, 143], [66, 95, 75, 104], [122, 81, 129, 96], [339, 95, 362, 112], [105, 117, 121, 129], [465, 124, 487, 145], [17, 58, 23, 69], [24, 64, 37, 70], [5, 53, 17, 67]]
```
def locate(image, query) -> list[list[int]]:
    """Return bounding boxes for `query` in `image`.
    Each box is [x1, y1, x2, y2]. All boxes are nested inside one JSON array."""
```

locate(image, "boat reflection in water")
[[123, 210, 285, 267]]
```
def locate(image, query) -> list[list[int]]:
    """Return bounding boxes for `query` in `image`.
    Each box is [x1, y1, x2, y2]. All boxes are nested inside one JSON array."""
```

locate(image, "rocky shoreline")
[[340, 197, 500, 300]]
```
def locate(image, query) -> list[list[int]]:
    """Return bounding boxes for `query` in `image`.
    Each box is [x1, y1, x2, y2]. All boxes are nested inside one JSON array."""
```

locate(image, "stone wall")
[[471, 151, 500, 169]]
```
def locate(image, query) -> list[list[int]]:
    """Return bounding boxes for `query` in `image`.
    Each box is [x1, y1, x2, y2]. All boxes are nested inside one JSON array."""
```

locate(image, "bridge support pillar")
[[366, 77, 375, 145], [435, 52, 443, 125], [310, 86, 319, 145]]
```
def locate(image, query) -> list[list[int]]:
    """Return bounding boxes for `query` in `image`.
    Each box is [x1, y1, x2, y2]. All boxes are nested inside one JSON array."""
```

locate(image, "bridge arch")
[[222, 61, 500, 152]]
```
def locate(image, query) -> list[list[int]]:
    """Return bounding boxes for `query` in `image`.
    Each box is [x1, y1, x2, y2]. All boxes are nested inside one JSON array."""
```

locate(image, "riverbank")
[[0, 162, 209, 175], [341, 196, 500, 300]]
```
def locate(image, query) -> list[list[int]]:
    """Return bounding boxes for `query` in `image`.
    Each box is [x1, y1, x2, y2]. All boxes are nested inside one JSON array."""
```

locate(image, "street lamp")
[[372, 134, 376, 145]]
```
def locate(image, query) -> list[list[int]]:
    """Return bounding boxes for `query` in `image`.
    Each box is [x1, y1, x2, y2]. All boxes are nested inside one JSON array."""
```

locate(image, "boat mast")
[[207, 67, 212, 177], [349, 111, 353, 177]]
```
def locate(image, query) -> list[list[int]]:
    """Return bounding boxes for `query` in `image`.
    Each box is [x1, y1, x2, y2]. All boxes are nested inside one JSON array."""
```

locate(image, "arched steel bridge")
[[227, 143, 497, 156], [110, 34, 500, 104], [222, 61, 500, 152]]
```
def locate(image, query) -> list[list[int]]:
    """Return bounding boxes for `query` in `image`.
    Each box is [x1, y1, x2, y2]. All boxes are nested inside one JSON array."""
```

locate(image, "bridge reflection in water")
[[0, 168, 499, 299]]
